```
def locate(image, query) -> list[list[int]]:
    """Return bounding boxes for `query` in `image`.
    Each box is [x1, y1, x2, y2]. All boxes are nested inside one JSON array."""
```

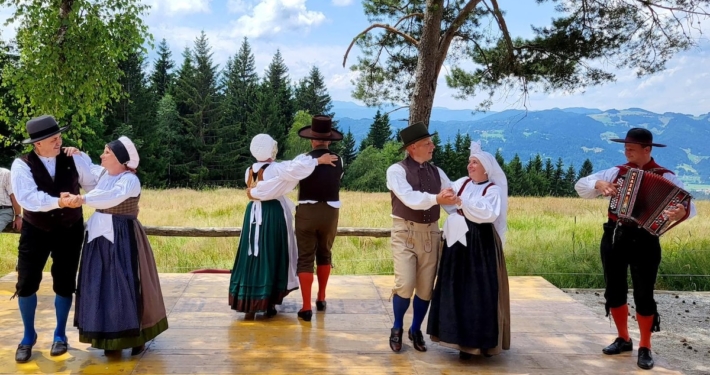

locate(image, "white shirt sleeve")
[[461, 185, 502, 223], [2, 169, 12, 198], [663, 172, 697, 220], [249, 156, 318, 201], [575, 167, 620, 199], [83, 173, 141, 209], [10, 158, 60, 211], [72, 152, 104, 193], [437, 167, 457, 213], [386, 164, 438, 210]]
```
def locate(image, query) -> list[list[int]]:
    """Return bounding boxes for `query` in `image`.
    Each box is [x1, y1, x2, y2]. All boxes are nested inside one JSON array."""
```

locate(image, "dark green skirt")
[[229, 200, 292, 313]]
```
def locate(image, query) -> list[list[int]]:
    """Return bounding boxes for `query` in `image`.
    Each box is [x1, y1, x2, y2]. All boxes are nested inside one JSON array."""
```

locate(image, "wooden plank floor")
[[0, 272, 682, 374]]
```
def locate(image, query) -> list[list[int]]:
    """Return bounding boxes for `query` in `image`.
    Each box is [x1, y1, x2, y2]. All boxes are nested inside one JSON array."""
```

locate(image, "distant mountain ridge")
[[332, 102, 710, 192]]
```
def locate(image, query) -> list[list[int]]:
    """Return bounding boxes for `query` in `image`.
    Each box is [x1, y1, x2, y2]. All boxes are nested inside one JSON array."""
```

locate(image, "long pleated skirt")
[[427, 220, 510, 356], [229, 200, 293, 313], [74, 215, 168, 350]]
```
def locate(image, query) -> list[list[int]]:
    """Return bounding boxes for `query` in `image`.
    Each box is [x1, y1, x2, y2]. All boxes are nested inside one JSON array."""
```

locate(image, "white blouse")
[[73, 152, 141, 243], [443, 177, 504, 247]]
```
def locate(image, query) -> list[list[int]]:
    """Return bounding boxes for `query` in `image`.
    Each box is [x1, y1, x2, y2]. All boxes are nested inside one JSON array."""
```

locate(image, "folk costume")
[[10, 115, 94, 362], [428, 141, 511, 359], [575, 128, 696, 370], [386, 122, 452, 353], [228, 134, 320, 317], [294, 115, 344, 322], [72, 137, 168, 354]]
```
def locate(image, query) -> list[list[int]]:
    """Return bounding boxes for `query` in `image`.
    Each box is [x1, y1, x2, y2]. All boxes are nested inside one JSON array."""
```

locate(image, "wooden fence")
[[2, 226, 392, 238]]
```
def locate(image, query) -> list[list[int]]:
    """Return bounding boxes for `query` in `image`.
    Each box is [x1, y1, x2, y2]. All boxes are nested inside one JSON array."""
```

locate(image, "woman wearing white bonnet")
[[427, 140, 511, 359], [228, 133, 337, 319], [62, 136, 168, 356]]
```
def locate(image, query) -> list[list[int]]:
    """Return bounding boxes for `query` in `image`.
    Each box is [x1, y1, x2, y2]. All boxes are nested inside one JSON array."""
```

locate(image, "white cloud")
[[149, 0, 211, 16], [332, 0, 353, 6], [227, 0, 255, 14], [229, 0, 325, 39]]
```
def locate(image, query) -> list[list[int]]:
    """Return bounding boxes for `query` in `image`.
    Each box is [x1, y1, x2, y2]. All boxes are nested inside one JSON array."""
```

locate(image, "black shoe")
[[389, 328, 403, 352], [637, 347, 654, 370], [131, 345, 146, 356], [15, 344, 33, 363], [459, 351, 473, 360], [244, 312, 256, 320], [50, 340, 68, 356], [408, 329, 427, 352], [266, 306, 278, 318], [602, 337, 633, 355], [297, 310, 312, 322], [316, 300, 327, 311], [104, 349, 122, 356]]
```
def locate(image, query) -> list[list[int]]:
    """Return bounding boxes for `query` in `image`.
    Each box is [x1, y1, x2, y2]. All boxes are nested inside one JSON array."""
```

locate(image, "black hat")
[[297, 115, 343, 141], [609, 128, 666, 147], [398, 122, 435, 150], [22, 115, 69, 144]]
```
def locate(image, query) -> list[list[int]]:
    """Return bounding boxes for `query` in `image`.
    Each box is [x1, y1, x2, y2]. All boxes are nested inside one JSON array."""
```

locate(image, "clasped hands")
[[436, 187, 460, 206], [58, 192, 83, 208]]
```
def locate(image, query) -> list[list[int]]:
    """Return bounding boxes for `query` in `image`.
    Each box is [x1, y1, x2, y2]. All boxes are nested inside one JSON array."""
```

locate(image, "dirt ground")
[[565, 289, 710, 375]]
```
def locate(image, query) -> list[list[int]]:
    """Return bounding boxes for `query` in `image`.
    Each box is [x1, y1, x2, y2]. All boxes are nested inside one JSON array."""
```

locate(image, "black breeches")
[[600, 220, 661, 317], [15, 220, 85, 298]]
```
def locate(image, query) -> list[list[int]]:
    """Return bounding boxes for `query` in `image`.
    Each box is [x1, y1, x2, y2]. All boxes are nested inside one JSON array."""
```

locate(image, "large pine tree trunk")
[[409, 0, 444, 128]]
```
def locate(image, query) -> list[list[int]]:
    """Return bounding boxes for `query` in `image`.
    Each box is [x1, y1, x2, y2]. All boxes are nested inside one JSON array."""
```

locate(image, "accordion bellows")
[[609, 168, 692, 236]]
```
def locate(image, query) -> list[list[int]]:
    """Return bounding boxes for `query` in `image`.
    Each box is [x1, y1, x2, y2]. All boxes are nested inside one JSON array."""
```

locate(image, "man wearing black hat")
[[10, 115, 95, 362], [575, 127, 696, 370], [386, 122, 457, 353], [294, 115, 344, 322]]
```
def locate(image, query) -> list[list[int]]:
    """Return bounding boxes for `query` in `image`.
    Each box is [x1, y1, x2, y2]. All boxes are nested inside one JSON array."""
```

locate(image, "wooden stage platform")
[[0, 273, 681, 374]]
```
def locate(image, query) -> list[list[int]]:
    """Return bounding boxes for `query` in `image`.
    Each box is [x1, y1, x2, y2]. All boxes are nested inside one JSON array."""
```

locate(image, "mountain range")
[[331, 101, 710, 193]]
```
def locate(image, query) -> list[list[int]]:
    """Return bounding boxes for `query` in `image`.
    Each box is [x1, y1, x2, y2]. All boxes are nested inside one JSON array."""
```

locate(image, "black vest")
[[390, 157, 442, 224], [298, 149, 343, 202], [20, 152, 83, 231]]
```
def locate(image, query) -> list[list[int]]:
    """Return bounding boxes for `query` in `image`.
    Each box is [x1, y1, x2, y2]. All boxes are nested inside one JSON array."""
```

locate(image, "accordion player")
[[609, 168, 693, 236]]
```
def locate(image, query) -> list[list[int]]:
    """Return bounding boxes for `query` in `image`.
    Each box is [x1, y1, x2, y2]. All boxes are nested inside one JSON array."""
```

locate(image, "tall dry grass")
[[1, 189, 708, 289]]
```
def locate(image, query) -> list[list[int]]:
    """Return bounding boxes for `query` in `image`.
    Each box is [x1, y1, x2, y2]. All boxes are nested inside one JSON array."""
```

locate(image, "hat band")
[[624, 137, 653, 144], [310, 130, 332, 137], [107, 140, 130, 165], [28, 125, 61, 140]]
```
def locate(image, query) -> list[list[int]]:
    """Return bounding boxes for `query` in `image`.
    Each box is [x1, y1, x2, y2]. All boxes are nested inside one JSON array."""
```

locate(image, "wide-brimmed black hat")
[[298, 115, 343, 141], [22, 115, 69, 144], [398, 122, 435, 150], [609, 128, 666, 147]]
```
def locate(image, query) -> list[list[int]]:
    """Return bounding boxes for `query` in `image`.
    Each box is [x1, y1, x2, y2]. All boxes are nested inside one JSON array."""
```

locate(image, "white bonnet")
[[250, 134, 278, 161]]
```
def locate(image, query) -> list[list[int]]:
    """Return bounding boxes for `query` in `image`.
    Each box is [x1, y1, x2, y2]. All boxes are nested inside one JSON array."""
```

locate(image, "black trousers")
[[16, 219, 85, 298], [600, 220, 661, 317]]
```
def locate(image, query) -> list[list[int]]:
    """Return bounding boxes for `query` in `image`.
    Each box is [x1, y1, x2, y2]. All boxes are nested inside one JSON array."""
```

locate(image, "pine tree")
[[506, 154, 524, 196], [360, 110, 392, 150], [431, 133, 443, 167], [150, 39, 175, 100], [551, 157, 566, 196], [170, 46, 201, 186], [564, 164, 578, 196], [261, 50, 294, 157], [294, 66, 334, 117], [578, 159, 594, 180], [341, 128, 357, 170]]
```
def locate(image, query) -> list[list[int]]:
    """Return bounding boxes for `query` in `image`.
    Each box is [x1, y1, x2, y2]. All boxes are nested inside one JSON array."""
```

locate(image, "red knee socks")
[[610, 305, 630, 341], [298, 272, 313, 312], [316, 265, 331, 301], [637, 313, 654, 349]]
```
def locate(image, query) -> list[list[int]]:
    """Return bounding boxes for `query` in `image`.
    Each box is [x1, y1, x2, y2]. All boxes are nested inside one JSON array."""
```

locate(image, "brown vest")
[[20, 152, 83, 231], [390, 157, 442, 224], [298, 149, 343, 202]]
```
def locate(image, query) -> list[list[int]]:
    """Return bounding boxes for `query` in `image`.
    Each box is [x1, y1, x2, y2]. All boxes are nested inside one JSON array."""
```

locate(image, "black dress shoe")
[[50, 340, 68, 356], [389, 328, 403, 352], [408, 329, 427, 352], [266, 306, 278, 318], [459, 351, 473, 360], [15, 344, 33, 363], [104, 349, 122, 356], [131, 345, 146, 356], [316, 300, 327, 311], [602, 337, 633, 355], [297, 310, 312, 322], [637, 347, 654, 370]]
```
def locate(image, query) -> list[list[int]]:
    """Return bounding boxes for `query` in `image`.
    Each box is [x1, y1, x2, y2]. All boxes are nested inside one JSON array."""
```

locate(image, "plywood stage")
[[0, 273, 681, 374]]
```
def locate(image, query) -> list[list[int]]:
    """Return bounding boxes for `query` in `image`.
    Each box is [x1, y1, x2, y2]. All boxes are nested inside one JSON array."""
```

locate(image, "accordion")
[[609, 168, 692, 236]]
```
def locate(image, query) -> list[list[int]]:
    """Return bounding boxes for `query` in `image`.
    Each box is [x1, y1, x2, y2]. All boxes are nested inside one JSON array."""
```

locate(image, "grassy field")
[[1, 189, 708, 290]]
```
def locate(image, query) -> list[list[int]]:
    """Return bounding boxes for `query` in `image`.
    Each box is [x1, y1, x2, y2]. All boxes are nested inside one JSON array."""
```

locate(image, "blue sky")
[[2, 0, 710, 115]]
